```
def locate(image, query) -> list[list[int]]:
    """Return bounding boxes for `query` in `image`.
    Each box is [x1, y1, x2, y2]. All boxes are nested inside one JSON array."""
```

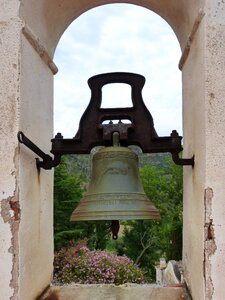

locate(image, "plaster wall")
[[0, 1, 22, 298], [0, 0, 54, 299], [183, 2, 225, 299], [182, 14, 206, 299], [204, 2, 225, 299], [18, 34, 54, 300]]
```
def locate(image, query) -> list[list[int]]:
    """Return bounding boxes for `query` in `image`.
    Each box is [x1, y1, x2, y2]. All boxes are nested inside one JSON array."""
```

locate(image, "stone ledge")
[[39, 283, 186, 300]]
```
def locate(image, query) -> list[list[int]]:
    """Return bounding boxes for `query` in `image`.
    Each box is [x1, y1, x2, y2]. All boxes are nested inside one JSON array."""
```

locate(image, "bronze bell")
[[70, 144, 160, 229]]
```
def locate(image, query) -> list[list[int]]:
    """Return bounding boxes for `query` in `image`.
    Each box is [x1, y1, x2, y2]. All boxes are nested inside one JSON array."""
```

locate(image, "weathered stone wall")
[[0, 1, 22, 299], [182, 8, 206, 299], [183, 2, 225, 299], [204, 2, 225, 299], [18, 33, 54, 299], [0, 1, 54, 299]]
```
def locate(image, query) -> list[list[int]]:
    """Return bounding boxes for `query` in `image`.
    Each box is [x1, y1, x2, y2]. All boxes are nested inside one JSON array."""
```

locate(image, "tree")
[[54, 155, 111, 250], [121, 158, 183, 281], [54, 156, 93, 250]]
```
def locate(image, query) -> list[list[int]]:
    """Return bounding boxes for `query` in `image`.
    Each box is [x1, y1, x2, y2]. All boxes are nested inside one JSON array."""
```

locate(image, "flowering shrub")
[[54, 240, 145, 285]]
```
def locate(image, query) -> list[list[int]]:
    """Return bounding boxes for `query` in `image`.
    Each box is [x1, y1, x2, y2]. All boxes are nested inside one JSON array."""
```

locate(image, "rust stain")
[[1, 196, 21, 222], [183, 281, 193, 300], [43, 291, 59, 300], [207, 220, 214, 240], [9, 198, 21, 221], [36, 289, 60, 300]]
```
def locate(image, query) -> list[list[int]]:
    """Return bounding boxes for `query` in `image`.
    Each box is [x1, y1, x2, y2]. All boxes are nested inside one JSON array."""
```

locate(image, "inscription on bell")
[[71, 146, 160, 221]]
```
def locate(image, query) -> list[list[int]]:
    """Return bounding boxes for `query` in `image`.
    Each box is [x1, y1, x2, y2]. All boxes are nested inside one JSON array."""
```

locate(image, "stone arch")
[[2, 1, 225, 299], [20, 0, 202, 56]]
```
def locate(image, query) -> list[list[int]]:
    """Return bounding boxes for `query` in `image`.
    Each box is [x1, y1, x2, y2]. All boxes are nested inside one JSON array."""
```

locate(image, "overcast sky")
[[54, 4, 182, 139]]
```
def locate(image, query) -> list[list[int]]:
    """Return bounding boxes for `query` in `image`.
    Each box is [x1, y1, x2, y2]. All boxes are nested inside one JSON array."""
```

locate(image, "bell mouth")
[[70, 192, 160, 221]]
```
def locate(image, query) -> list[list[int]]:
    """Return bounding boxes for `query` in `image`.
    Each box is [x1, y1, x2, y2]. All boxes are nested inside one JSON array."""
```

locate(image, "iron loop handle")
[[88, 72, 145, 89], [17, 131, 25, 143], [17, 131, 51, 161]]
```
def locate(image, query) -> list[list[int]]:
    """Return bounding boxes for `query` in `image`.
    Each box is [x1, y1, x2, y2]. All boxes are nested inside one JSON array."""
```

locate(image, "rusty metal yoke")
[[17, 72, 194, 169]]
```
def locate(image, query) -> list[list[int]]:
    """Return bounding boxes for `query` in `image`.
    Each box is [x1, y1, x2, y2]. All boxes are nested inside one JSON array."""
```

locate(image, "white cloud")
[[54, 4, 182, 139]]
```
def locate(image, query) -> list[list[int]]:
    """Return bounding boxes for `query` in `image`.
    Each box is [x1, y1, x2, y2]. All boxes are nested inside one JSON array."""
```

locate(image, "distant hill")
[[63, 150, 171, 180]]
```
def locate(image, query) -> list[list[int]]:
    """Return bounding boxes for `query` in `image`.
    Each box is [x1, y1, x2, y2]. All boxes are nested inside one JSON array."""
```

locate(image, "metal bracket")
[[17, 131, 61, 169], [17, 72, 194, 169], [172, 152, 194, 166], [170, 130, 194, 166]]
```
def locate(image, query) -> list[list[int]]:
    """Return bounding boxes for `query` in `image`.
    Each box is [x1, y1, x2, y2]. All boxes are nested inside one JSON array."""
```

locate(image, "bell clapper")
[[111, 133, 120, 240], [112, 131, 120, 147], [111, 220, 120, 240]]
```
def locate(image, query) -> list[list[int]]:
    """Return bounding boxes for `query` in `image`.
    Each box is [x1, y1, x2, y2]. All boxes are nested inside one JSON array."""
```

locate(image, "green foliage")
[[54, 157, 94, 250], [54, 156, 111, 250], [120, 158, 183, 281], [87, 221, 111, 250]]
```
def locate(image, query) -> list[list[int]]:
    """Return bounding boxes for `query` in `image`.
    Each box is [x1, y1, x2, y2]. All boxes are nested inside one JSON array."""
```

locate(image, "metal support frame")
[[17, 72, 194, 169]]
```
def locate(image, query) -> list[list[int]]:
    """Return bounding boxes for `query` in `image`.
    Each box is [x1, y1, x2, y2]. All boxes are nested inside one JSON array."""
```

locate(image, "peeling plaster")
[[1, 198, 13, 223], [204, 188, 217, 300], [0, 12, 21, 297], [1, 195, 20, 300]]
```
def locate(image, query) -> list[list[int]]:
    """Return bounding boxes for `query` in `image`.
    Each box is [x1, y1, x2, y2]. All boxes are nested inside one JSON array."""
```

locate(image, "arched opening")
[[54, 4, 181, 138], [53, 3, 182, 284], [14, 0, 210, 298]]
